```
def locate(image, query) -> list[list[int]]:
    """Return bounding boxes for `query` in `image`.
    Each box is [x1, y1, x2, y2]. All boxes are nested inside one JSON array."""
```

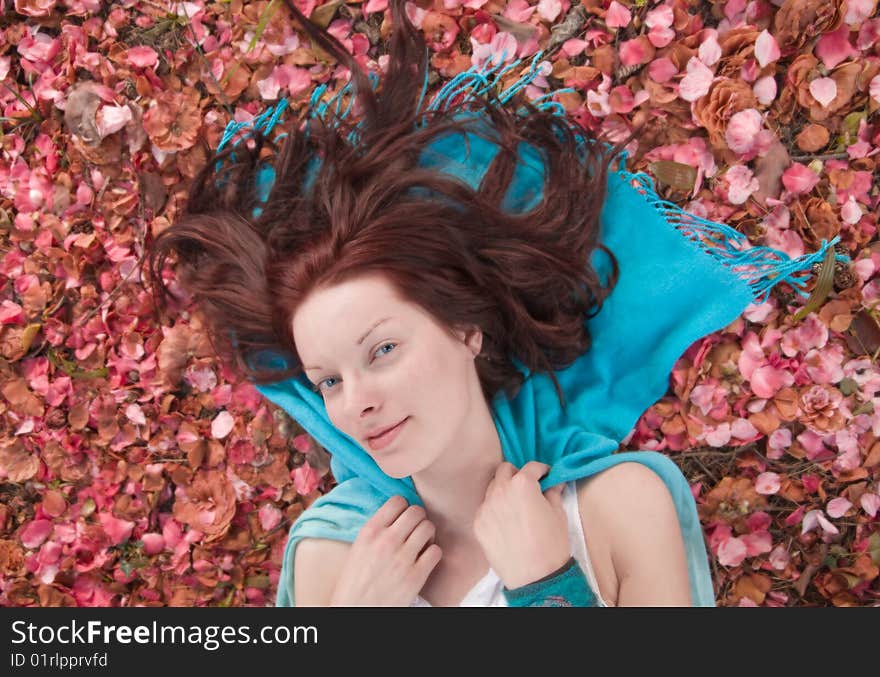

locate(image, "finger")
[[389, 504, 429, 543], [493, 461, 517, 483], [544, 482, 565, 508], [370, 495, 410, 529], [403, 519, 436, 560], [413, 543, 443, 580], [517, 461, 551, 484]]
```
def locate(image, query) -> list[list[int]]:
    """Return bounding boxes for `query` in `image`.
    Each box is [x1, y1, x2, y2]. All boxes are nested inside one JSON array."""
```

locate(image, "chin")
[[376, 462, 412, 480]]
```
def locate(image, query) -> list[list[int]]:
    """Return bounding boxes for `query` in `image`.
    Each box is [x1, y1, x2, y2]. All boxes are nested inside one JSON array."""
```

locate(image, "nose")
[[341, 371, 382, 422]]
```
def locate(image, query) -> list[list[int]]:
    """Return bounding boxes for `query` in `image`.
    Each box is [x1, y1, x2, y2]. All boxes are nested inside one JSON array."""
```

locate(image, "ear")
[[452, 325, 482, 358], [464, 326, 483, 359]]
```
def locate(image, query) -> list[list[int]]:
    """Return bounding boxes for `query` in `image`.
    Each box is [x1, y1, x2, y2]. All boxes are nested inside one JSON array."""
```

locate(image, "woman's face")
[[292, 272, 484, 478]]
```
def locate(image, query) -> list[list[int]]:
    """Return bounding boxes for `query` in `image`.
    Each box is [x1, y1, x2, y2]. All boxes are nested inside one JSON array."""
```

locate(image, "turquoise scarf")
[[215, 51, 847, 607]]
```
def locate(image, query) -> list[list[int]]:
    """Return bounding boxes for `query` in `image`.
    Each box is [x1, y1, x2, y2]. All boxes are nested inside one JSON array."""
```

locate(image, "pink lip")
[[367, 418, 408, 452]]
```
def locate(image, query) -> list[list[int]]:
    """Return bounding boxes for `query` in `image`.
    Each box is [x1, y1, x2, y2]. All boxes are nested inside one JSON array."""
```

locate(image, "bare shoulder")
[[293, 538, 352, 606], [575, 461, 692, 606]]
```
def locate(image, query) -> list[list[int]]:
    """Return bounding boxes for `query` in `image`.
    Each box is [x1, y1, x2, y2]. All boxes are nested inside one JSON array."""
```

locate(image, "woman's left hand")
[[473, 461, 571, 590]]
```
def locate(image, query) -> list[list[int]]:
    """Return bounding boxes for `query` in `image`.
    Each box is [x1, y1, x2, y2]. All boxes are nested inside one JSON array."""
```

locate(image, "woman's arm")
[[578, 462, 692, 606], [292, 538, 352, 606]]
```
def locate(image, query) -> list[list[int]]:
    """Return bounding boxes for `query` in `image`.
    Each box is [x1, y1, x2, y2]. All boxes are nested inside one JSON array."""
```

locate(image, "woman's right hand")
[[329, 495, 443, 606]]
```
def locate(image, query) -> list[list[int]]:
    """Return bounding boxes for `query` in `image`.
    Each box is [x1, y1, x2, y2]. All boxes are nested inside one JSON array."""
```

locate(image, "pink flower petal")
[[211, 410, 235, 439], [809, 77, 837, 108], [826, 497, 852, 518], [98, 512, 135, 545], [747, 511, 772, 532], [141, 533, 165, 555], [816, 511, 839, 535], [749, 364, 788, 398], [755, 472, 781, 495], [125, 403, 146, 426], [259, 504, 283, 531], [754, 30, 781, 68], [619, 37, 651, 67], [718, 536, 748, 567], [292, 461, 320, 496], [802, 509, 820, 534], [860, 492, 880, 518], [605, 0, 632, 29], [753, 75, 777, 105], [742, 530, 773, 557], [724, 164, 760, 204], [841, 196, 862, 225], [0, 300, 24, 325], [364, 0, 387, 13], [769, 545, 790, 570], [698, 33, 721, 66], [561, 38, 588, 58], [645, 4, 674, 28], [815, 25, 859, 70], [95, 104, 133, 139], [679, 57, 714, 102], [846, 0, 876, 24], [127, 45, 158, 68], [648, 57, 678, 83], [648, 25, 675, 48], [21, 519, 53, 549], [725, 108, 763, 154], [537, 0, 562, 22], [503, 0, 536, 22], [870, 75, 880, 104], [781, 163, 820, 196]]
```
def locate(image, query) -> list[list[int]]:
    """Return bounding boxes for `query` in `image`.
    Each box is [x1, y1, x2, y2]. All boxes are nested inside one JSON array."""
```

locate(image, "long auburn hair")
[[146, 0, 638, 410]]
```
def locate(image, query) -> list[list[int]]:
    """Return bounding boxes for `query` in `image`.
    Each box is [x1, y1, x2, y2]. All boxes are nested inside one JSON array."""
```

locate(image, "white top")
[[411, 480, 610, 607]]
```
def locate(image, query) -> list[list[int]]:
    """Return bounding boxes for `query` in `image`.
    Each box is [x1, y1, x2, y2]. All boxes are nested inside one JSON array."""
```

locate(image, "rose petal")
[[841, 196, 862, 225], [870, 75, 880, 105], [718, 536, 748, 567], [97, 512, 135, 546], [292, 461, 320, 496], [753, 75, 777, 105], [258, 504, 283, 531], [816, 511, 839, 535], [21, 519, 53, 549], [679, 57, 714, 102], [141, 533, 165, 555], [742, 530, 773, 556], [781, 163, 820, 196], [755, 472, 781, 495], [606, 1, 631, 28], [754, 30, 781, 68], [125, 403, 146, 426], [809, 77, 837, 108], [860, 492, 880, 518], [211, 410, 235, 439], [698, 33, 722, 67], [826, 496, 852, 518], [127, 46, 158, 68]]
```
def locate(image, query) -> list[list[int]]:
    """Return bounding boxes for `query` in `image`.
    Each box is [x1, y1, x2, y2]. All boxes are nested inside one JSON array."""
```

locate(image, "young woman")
[[286, 271, 691, 606], [147, 0, 841, 606]]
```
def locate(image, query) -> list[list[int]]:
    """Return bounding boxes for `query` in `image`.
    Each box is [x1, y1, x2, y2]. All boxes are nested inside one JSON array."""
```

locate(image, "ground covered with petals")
[[1, 0, 879, 607]]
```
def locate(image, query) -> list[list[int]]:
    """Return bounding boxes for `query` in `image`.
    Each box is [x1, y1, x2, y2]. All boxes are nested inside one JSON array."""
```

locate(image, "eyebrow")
[[303, 317, 393, 371]]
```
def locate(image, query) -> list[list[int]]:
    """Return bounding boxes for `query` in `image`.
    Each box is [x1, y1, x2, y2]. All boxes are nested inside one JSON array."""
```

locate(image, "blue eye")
[[311, 342, 398, 394], [376, 342, 397, 357], [311, 377, 338, 393]]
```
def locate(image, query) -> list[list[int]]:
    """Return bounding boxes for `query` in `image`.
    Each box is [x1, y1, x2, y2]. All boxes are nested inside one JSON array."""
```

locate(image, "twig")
[[789, 152, 850, 162]]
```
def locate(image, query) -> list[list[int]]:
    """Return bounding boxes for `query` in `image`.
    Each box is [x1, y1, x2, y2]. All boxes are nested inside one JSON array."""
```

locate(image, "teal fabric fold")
[[212, 54, 849, 608]]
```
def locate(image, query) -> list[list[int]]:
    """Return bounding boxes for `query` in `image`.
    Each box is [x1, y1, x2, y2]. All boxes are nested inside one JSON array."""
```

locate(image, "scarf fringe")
[[216, 55, 851, 307], [616, 170, 849, 305]]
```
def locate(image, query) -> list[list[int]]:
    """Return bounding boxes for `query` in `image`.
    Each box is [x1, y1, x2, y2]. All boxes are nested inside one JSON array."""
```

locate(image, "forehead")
[[292, 274, 411, 340]]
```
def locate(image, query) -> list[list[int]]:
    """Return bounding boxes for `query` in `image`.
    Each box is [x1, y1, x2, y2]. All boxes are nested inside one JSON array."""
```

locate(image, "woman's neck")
[[410, 395, 504, 547]]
